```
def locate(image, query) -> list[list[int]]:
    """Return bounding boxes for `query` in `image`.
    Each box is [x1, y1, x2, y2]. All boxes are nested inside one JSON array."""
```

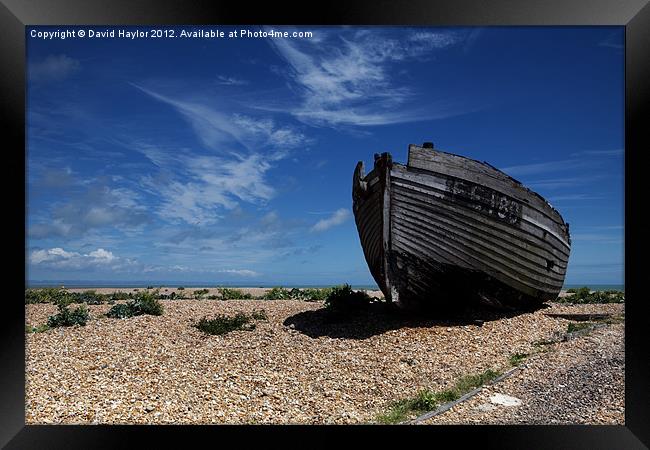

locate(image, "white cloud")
[[217, 269, 260, 277], [29, 247, 133, 270], [30, 54, 80, 82], [87, 248, 116, 261], [266, 28, 472, 127], [139, 149, 276, 225], [29, 247, 263, 276], [310, 208, 350, 232], [30, 247, 77, 264]]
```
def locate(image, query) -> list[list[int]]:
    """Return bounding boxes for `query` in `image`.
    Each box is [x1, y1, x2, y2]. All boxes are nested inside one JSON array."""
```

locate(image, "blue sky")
[[26, 26, 624, 286]]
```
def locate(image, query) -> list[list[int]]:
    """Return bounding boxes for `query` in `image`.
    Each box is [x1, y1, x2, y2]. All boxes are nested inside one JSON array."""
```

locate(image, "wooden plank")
[[392, 164, 571, 249], [392, 201, 568, 282], [352, 161, 385, 293], [392, 219, 564, 292], [380, 153, 394, 302], [391, 170, 571, 255], [407, 145, 569, 230], [391, 187, 568, 271]]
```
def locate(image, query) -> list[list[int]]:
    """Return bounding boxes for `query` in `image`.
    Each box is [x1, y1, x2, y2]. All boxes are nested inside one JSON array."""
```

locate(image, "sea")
[[26, 280, 624, 291]]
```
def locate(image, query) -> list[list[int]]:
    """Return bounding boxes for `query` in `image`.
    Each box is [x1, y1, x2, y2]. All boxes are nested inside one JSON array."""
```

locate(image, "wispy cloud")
[[216, 75, 249, 86], [501, 149, 623, 177], [570, 149, 624, 157], [598, 32, 624, 50], [500, 159, 594, 177], [132, 84, 309, 153], [570, 233, 624, 244], [151, 210, 311, 270], [231, 114, 311, 157], [462, 28, 484, 53], [548, 194, 606, 202], [132, 84, 247, 150], [130, 85, 312, 224], [527, 175, 607, 190], [279, 244, 322, 259], [310, 208, 350, 232], [265, 28, 478, 127], [30, 54, 80, 82]]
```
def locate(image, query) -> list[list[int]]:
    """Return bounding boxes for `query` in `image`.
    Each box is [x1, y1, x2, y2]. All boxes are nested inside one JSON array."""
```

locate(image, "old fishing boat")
[[352, 142, 571, 310]]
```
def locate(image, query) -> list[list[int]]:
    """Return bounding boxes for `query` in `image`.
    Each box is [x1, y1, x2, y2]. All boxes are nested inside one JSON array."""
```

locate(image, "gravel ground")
[[25, 294, 624, 425], [421, 309, 625, 425]]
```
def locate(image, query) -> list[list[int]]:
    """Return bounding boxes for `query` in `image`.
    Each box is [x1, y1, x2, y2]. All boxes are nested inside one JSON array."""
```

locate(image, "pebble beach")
[[25, 288, 624, 425]]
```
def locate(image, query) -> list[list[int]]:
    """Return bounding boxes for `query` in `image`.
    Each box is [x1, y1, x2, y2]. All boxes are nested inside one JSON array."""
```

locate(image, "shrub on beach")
[[251, 309, 268, 321], [26, 287, 118, 305], [218, 287, 254, 300], [68, 290, 108, 305], [263, 287, 292, 300], [110, 290, 132, 301], [157, 291, 179, 300], [25, 287, 68, 304], [106, 303, 132, 319], [297, 287, 332, 302], [262, 287, 333, 301], [106, 290, 164, 319], [559, 287, 624, 304], [324, 284, 372, 315], [264, 287, 329, 301], [47, 303, 90, 328], [193, 288, 210, 300], [194, 311, 266, 335]]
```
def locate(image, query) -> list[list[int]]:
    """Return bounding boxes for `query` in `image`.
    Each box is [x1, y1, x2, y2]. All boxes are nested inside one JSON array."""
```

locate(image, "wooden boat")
[[352, 142, 571, 310]]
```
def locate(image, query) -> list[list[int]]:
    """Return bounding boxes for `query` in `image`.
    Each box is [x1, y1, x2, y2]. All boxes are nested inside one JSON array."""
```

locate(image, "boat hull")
[[352, 144, 571, 310]]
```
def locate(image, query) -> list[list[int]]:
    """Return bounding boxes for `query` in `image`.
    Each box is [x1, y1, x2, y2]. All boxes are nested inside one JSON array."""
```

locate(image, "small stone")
[[489, 393, 522, 407]]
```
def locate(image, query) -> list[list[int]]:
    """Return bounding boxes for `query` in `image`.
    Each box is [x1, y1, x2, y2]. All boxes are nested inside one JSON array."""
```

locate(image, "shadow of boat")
[[283, 301, 550, 340]]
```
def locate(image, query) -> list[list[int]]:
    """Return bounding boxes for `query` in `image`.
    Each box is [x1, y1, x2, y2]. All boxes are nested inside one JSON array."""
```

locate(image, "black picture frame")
[[2, 0, 647, 447]]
